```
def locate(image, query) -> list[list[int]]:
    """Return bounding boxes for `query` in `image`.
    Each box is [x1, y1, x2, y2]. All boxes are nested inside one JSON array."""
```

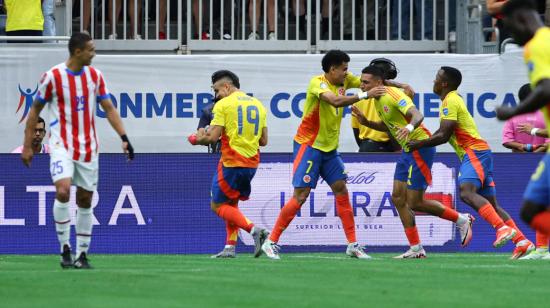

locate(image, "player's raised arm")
[[351, 105, 388, 132], [196, 125, 223, 145], [99, 98, 134, 160], [497, 80, 550, 120], [21, 100, 46, 167]]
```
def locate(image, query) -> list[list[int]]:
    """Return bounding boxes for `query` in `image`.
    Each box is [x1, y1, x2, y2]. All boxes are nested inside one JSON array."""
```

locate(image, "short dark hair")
[[211, 70, 240, 88], [502, 0, 537, 17], [369, 58, 398, 80], [440, 66, 462, 89], [518, 83, 532, 101], [68, 32, 92, 55], [361, 65, 385, 80], [321, 50, 350, 73]]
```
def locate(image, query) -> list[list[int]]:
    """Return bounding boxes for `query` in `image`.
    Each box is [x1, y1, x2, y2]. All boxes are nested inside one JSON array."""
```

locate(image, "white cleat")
[[393, 247, 427, 259], [346, 243, 372, 259], [261, 239, 281, 260], [519, 249, 550, 260], [458, 214, 475, 247]]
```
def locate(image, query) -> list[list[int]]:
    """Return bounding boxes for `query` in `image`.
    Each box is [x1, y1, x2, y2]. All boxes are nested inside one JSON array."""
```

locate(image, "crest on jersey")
[[442, 108, 449, 116], [338, 88, 345, 96], [16, 84, 38, 123], [398, 99, 407, 107], [527, 61, 534, 73], [383, 105, 389, 113], [320, 82, 328, 89], [303, 175, 311, 183]]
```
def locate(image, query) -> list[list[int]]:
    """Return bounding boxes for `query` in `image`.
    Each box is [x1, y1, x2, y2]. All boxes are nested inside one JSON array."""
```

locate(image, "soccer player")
[[192, 70, 269, 258], [408, 67, 533, 259], [21, 32, 134, 269], [352, 66, 473, 258], [261, 50, 381, 260], [495, 0, 550, 251], [12, 116, 50, 154]]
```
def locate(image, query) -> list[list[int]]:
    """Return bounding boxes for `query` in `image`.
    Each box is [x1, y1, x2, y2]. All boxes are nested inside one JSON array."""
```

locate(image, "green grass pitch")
[[0, 253, 547, 307]]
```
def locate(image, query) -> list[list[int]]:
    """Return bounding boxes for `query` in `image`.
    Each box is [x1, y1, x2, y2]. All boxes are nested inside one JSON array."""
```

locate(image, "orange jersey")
[[294, 73, 360, 152], [440, 91, 489, 160]]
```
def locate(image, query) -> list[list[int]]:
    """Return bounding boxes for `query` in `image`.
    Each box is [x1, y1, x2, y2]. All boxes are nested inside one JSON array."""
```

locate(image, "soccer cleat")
[[73, 252, 93, 269], [210, 246, 236, 258], [261, 239, 281, 260], [511, 240, 535, 259], [493, 226, 517, 248], [252, 228, 269, 258], [393, 247, 427, 259], [519, 249, 550, 260], [346, 243, 372, 259], [60, 244, 73, 269], [458, 214, 475, 247]]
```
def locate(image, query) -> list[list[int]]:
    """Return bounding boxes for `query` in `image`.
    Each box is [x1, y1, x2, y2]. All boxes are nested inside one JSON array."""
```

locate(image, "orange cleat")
[[493, 226, 517, 248], [511, 240, 535, 259]]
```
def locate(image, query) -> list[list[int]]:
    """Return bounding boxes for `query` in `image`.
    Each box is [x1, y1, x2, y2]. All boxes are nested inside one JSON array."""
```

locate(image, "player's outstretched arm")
[[259, 127, 268, 147], [408, 119, 456, 151], [496, 79, 550, 120], [351, 105, 389, 132], [320, 86, 386, 108], [21, 100, 45, 167], [99, 98, 134, 160], [196, 125, 223, 146]]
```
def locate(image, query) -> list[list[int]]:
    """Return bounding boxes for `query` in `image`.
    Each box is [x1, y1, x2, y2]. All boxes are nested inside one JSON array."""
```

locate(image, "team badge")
[[303, 175, 311, 183], [442, 108, 449, 116], [383, 105, 389, 113], [338, 88, 345, 96], [320, 82, 328, 89], [398, 99, 407, 107], [527, 61, 534, 72]]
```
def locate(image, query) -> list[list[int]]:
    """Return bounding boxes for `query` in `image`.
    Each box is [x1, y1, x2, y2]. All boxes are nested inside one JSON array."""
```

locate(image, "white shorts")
[[49, 147, 99, 192]]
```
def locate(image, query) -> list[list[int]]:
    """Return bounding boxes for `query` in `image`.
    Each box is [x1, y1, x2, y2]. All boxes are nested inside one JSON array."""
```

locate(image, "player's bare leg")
[[330, 180, 371, 259], [74, 187, 94, 269], [484, 195, 534, 259], [392, 180, 426, 258], [459, 183, 516, 248], [53, 178, 73, 268], [262, 187, 310, 260]]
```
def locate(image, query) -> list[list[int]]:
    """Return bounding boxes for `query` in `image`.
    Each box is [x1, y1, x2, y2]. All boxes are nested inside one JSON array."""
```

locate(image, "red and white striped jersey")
[[36, 63, 110, 162]]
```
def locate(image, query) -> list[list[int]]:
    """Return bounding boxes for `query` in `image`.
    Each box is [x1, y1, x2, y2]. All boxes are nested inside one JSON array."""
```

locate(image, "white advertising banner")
[[0, 46, 527, 153], [239, 162, 456, 246]]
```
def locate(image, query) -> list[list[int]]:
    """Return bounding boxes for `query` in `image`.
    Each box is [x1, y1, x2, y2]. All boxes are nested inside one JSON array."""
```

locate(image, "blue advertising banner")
[[0, 153, 541, 254]]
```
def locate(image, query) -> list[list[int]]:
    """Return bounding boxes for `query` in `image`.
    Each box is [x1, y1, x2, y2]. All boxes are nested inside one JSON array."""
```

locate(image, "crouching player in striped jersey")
[[21, 32, 135, 269], [352, 66, 473, 258], [408, 67, 534, 259], [192, 70, 269, 258]]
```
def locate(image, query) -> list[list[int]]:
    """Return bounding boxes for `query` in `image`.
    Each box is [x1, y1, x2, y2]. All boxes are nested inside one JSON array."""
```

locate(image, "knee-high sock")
[[216, 204, 253, 233], [76, 207, 93, 258], [269, 197, 301, 243], [405, 226, 421, 247], [478, 203, 505, 229], [535, 231, 549, 249], [226, 222, 239, 246], [336, 194, 357, 243], [53, 199, 71, 252], [530, 211, 550, 237], [504, 219, 527, 244]]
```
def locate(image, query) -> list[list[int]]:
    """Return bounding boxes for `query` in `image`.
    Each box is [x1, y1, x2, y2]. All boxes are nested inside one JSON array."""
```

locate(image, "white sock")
[[536, 247, 548, 253], [411, 244, 422, 251], [224, 245, 235, 249], [53, 199, 71, 252], [456, 213, 469, 226], [76, 207, 93, 258]]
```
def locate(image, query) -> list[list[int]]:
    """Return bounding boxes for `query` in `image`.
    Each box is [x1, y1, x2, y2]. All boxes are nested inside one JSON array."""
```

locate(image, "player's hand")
[[407, 140, 421, 151], [402, 84, 415, 99], [368, 86, 386, 98], [351, 105, 368, 125], [121, 135, 135, 161], [21, 146, 34, 167], [517, 123, 534, 135], [535, 144, 547, 152], [396, 126, 412, 141], [495, 106, 516, 121], [187, 133, 198, 145]]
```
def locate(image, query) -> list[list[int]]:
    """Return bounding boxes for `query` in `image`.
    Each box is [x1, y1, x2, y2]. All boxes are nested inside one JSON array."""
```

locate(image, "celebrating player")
[[192, 70, 269, 258], [352, 66, 473, 258], [495, 0, 550, 246], [408, 67, 533, 258], [21, 32, 135, 269]]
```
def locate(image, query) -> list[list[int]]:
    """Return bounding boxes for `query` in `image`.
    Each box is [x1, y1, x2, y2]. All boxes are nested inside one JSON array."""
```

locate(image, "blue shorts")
[[523, 154, 550, 206], [394, 147, 435, 190], [292, 141, 347, 188], [211, 162, 257, 204], [459, 149, 496, 196]]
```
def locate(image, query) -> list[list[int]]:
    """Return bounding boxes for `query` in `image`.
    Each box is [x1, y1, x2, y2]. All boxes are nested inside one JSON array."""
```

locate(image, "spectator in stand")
[[42, 0, 55, 39], [4, 0, 43, 42], [192, 0, 232, 40], [502, 84, 549, 152], [248, 0, 275, 40], [109, 0, 142, 39], [391, 0, 433, 40]]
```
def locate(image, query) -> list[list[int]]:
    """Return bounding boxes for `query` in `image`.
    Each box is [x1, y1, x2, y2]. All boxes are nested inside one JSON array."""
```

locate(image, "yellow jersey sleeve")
[[309, 77, 331, 99], [394, 96, 414, 116], [210, 100, 225, 127], [440, 96, 459, 121], [525, 28, 550, 86], [345, 74, 361, 89]]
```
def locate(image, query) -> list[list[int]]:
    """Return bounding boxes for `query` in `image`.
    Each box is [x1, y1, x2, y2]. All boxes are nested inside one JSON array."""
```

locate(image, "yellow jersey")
[[373, 87, 431, 152], [294, 73, 361, 152], [351, 99, 390, 142], [5, 0, 44, 32], [440, 91, 490, 160], [211, 91, 267, 168]]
